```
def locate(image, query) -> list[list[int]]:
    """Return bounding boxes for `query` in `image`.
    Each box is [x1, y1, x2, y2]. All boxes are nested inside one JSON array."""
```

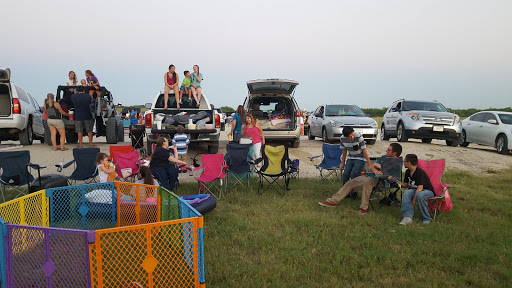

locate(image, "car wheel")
[[459, 130, 469, 147], [117, 121, 125, 142], [396, 122, 408, 142], [291, 139, 300, 148], [446, 139, 459, 147], [422, 138, 432, 143], [322, 127, 329, 143], [496, 134, 509, 155], [208, 143, 219, 154], [19, 122, 33, 145], [380, 125, 390, 140], [308, 128, 315, 140], [366, 139, 376, 145]]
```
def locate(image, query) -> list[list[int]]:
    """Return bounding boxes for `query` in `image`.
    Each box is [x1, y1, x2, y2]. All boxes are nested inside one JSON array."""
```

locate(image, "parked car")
[[381, 99, 461, 146], [243, 79, 302, 148], [215, 108, 226, 131], [459, 111, 512, 154], [0, 68, 45, 145], [308, 104, 378, 144]]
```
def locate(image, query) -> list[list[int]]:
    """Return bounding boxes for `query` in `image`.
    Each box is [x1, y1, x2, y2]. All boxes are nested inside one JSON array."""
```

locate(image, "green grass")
[[172, 169, 512, 288]]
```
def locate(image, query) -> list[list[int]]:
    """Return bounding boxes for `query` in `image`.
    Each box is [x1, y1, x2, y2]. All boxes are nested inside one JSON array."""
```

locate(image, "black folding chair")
[[63, 148, 100, 185], [225, 143, 253, 191], [368, 156, 403, 210], [0, 151, 45, 202]]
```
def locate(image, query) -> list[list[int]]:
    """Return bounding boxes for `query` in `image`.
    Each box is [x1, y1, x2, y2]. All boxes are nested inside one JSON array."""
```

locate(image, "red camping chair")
[[193, 154, 228, 200], [417, 159, 454, 221], [109, 145, 133, 162], [114, 150, 141, 182]]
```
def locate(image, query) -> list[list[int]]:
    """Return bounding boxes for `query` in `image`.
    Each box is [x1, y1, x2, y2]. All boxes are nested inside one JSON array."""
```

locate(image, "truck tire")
[[221, 123, 225, 131], [380, 125, 390, 140], [117, 121, 125, 142], [291, 139, 300, 148], [208, 143, 219, 154], [19, 122, 33, 145], [366, 139, 376, 145], [106, 117, 118, 144], [446, 139, 459, 147], [45, 125, 52, 146], [66, 130, 78, 144], [147, 140, 154, 156]]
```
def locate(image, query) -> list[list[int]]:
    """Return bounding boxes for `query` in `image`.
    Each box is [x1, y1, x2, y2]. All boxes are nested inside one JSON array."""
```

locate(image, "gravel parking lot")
[[2, 126, 510, 184]]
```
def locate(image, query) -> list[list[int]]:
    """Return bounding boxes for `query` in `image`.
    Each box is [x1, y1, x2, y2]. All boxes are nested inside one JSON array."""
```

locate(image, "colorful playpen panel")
[[4, 224, 94, 288], [114, 182, 160, 227], [0, 190, 49, 227], [89, 218, 201, 288]]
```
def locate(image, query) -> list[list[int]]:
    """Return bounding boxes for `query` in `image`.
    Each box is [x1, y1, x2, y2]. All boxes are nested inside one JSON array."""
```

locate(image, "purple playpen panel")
[[5, 224, 95, 288]]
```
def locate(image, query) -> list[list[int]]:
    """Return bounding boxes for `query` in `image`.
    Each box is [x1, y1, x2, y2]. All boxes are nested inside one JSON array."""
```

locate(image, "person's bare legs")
[[78, 132, 84, 147], [190, 87, 198, 103], [178, 90, 183, 107], [187, 89, 192, 102], [163, 86, 171, 109], [195, 87, 203, 107], [173, 85, 180, 109], [57, 128, 67, 150], [50, 125, 58, 150], [88, 132, 93, 147]]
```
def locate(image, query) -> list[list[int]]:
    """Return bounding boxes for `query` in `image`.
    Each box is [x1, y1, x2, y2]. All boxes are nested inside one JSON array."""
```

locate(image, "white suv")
[[0, 68, 45, 145]]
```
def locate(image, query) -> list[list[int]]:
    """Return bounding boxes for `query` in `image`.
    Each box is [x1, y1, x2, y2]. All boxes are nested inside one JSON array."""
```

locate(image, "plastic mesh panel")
[[47, 183, 116, 230], [179, 198, 205, 284], [5, 224, 94, 288], [114, 182, 160, 227], [159, 186, 180, 221], [90, 218, 200, 288], [0, 190, 49, 227]]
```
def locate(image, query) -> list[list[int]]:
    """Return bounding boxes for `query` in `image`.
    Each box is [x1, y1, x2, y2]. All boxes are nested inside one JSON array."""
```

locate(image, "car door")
[[385, 101, 401, 135], [29, 94, 45, 136], [310, 106, 321, 136], [315, 106, 325, 136], [466, 112, 487, 144], [480, 113, 499, 146]]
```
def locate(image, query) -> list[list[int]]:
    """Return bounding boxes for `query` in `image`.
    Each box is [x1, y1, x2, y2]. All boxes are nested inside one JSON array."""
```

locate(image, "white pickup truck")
[[144, 90, 221, 154]]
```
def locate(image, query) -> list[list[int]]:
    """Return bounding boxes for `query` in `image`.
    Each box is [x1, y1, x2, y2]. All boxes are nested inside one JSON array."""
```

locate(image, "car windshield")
[[325, 105, 365, 117], [498, 114, 512, 125], [403, 101, 449, 112]]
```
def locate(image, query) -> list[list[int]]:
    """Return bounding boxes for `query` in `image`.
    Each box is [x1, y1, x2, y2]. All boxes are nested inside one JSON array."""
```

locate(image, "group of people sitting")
[[318, 127, 436, 225], [163, 64, 204, 109]]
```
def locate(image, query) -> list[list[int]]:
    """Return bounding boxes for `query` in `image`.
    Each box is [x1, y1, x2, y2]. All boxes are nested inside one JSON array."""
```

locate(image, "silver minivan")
[[0, 68, 45, 145], [243, 79, 302, 148]]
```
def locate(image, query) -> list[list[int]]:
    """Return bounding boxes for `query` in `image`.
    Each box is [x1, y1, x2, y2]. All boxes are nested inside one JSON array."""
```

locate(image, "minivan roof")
[[247, 79, 299, 95]]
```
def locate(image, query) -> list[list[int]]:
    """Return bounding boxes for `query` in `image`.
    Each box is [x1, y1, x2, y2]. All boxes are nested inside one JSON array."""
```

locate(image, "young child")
[[399, 154, 435, 225], [172, 125, 190, 164], [96, 153, 117, 182], [136, 166, 159, 186], [179, 71, 192, 105]]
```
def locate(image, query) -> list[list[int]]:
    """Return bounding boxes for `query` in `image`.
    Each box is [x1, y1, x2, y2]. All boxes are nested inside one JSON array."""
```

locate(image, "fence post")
[[0, 217, 6, 288]]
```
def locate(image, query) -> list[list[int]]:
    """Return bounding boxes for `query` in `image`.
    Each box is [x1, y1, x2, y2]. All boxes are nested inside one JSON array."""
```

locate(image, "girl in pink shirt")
[[242, 113, 265, 163]]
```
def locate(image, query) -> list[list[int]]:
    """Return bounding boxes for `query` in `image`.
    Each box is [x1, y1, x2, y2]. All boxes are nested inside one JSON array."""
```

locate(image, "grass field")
[[184, 168, 512, 288]]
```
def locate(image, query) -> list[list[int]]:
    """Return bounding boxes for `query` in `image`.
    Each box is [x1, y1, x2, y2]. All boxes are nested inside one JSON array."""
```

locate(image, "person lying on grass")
[[399, 154, 435, 225], [318, 143, 403, 215]]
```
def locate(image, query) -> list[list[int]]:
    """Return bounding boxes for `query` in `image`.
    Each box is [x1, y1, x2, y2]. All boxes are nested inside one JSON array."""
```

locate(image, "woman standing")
[[242, 113, 265, 162], [45, 93, 70, 151], [150, 137, 186, 191], [228, 105, 245, 142], [190, 65, 203, 107], [163, 65, 180, 109]]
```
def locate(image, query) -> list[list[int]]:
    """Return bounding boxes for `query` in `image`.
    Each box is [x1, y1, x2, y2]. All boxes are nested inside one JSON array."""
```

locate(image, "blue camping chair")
[[308, 143, 343, 184], [225, 143, 253, 191], [0, 150, 45, 202], [63, 148, 100, 185]]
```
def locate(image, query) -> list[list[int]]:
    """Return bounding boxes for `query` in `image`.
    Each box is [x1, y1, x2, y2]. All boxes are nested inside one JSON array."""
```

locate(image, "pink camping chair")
[[115, 150, 141, 182], [193, 154, 228, 200], [417, 159, 454, 221]]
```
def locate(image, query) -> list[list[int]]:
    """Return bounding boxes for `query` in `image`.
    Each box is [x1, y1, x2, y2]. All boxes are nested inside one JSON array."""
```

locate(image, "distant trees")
[[220, 106, 235, 113]]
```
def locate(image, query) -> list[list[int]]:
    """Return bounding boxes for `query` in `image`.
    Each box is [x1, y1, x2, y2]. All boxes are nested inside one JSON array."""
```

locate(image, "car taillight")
[[296, 109, 300, 118], [13, 99, 21, 114], [215, 114, 220, 128], [145, 113, 152, 128]]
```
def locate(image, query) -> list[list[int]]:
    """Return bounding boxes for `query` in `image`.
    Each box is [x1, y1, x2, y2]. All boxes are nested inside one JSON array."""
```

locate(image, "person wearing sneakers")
[[399, 154, 435, 225], [318, 143, 403, 215]]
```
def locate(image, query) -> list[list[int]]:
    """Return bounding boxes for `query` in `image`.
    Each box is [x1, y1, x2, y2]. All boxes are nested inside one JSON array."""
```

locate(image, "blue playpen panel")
[[179, 197, 205, 285], [46, 182, 117, 231]]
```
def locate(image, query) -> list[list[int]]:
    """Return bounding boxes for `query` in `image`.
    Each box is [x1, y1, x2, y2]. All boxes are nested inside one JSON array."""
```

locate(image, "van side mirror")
[[117, 102, 122, 106], [145, 103, 152, 109]]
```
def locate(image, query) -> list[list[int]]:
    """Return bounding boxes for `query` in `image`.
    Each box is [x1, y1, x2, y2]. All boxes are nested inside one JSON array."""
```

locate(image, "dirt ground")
[[2, 126, 511, 184]]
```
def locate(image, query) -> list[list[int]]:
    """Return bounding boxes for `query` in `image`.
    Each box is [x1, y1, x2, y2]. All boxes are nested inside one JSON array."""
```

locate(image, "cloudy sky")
[[2, 0, 511, 111]]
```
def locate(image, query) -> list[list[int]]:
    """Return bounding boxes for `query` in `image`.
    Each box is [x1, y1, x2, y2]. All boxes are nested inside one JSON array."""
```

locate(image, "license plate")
[[354, 129, 363, 135], [433, 126, 444, 132]]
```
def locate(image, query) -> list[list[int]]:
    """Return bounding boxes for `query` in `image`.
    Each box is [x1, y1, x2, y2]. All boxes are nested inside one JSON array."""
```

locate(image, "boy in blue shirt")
[[172, 125, 190, 163]]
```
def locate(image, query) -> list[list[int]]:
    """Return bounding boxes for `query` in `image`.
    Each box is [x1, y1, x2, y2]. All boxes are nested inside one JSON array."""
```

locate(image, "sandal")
[[53, 147, 60, 151], [61, 147, 69, 151]]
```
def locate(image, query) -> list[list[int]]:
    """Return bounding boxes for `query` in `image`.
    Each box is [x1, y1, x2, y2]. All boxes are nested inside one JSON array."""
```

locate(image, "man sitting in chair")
[[318, 143, 403, 215]]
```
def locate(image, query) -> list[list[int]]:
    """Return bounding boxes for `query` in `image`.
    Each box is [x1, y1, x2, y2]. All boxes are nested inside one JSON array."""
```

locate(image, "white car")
[[460, 111, 512, 154], [0, 68, 45, 145]]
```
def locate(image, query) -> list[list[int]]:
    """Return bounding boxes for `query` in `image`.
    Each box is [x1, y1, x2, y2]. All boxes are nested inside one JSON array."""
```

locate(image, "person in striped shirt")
[[340, 127, 372, 198], [172, 125, 190, 164]]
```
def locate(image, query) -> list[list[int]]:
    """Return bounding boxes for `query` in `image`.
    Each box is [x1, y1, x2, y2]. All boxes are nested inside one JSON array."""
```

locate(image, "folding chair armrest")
[[222, 165, 229, 170], [63, 160, 76, 169], [193, 165, 204, 172], [442, 184, 455, 188], [251, 158, 263, 165], [308, 155, 322, 161], [27, 163, 46, 170]]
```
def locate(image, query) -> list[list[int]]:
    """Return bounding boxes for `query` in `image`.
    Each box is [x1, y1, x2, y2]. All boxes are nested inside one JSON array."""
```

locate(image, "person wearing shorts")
[[179, 71, 192, 105], [72, 86, 95, 147], [45, 93, 71, 151]]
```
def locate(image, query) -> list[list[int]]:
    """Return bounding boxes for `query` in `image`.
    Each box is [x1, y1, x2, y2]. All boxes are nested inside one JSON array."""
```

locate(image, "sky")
[[1, 0, 511, 111]]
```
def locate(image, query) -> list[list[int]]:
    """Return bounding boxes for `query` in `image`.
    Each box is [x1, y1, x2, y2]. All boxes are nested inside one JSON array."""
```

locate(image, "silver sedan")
[[460, 111, 512, 154]]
